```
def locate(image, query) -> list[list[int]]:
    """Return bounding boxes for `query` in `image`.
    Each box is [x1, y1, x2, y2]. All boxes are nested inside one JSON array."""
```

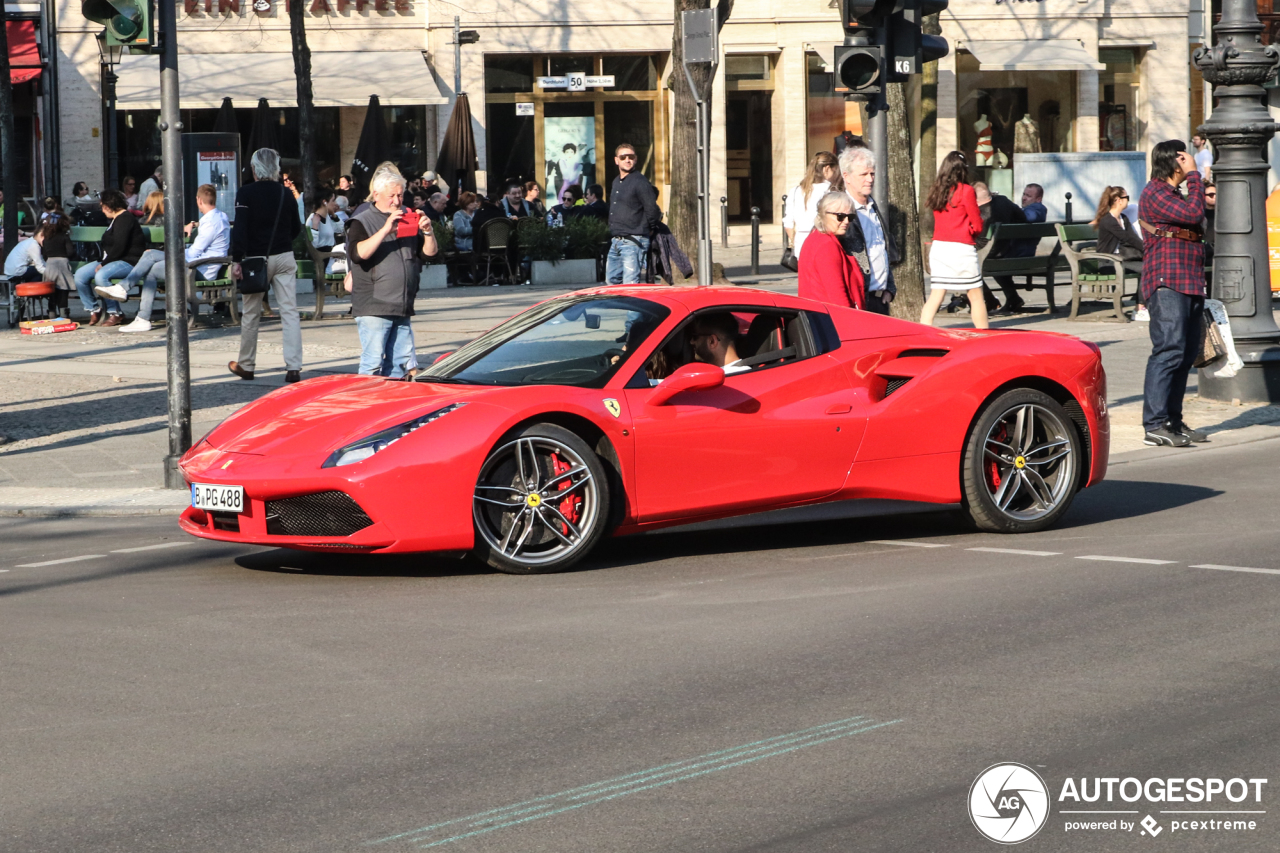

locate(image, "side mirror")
[[647, 363, 725, 406]]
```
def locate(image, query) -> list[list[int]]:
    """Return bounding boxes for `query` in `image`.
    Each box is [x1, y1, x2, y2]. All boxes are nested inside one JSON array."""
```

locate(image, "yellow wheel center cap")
[[525, 493, 542, 507], [1014, 456, 1026, 469]]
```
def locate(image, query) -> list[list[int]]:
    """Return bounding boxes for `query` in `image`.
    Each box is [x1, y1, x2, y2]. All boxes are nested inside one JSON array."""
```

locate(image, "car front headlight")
[[322, 403, 466, 468]]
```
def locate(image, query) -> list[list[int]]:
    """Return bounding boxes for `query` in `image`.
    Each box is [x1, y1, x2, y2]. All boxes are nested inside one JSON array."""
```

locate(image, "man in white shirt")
[[1192, 135, 1212, 179], [690, 313, 750, 375], [837, 146, 897, 315], [137, 165, 163, 206], [98, 184, 230, 332], [3, 230, 45, 283]]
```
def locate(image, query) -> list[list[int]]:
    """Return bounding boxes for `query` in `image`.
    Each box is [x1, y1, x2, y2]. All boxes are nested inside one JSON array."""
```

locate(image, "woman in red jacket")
[[798, 191, 866, 310], [920, 151, 988, 329]]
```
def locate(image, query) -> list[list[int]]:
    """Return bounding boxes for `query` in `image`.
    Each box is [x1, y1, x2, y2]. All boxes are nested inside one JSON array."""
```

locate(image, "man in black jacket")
[[606, 143, 661, 283], [578, 184, 609, 221], [73, 189, 144, 326], [228, 148, 304, 382]]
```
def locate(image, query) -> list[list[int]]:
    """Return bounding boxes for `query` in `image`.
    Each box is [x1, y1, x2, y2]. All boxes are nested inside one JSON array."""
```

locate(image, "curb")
[[1108, 420, 1280, 465]]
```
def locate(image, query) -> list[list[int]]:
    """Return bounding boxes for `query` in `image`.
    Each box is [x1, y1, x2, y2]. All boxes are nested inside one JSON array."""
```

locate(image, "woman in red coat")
[[798, 191, 866, 310], [920, 150, 988, 329]]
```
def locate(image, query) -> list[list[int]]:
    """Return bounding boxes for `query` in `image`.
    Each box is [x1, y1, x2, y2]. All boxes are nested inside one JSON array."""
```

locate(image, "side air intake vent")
[[898, 348, 949, 358], [883, 377, 911, 397], [266, 491, 373, 537]]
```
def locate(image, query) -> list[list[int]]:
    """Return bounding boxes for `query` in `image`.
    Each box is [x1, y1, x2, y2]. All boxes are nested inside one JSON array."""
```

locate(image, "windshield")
[[419, 296, 670, 387]]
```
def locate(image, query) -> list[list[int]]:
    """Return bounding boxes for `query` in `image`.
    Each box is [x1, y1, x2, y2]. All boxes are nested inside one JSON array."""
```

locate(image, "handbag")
[[1194, 308, 1227, 368], [780, 247, 799, 272], [237, 190, 286, 295]]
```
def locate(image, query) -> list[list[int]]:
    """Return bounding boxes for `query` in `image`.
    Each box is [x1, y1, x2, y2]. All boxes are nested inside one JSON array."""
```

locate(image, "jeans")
[[606, 235, 650, 284], [237, 252, 302, 372], [123, 249, 165, 318], [356, 315, 416, 378], [74, 259, 131, 315], [1142, 287, 1204, 431]]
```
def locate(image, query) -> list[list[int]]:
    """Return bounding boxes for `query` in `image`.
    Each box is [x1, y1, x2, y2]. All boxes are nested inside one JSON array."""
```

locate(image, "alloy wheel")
[[981, 403, 1077, 522]]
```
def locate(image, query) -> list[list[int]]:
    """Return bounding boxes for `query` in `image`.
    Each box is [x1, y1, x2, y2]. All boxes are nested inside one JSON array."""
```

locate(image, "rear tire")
[[962, 388, 1081, 533], [471, 424, 610, 574]]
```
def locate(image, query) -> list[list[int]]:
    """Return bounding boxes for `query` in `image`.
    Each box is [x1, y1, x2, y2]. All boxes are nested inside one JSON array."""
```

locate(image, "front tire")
[[471, 424, 610, 574], [962, 388, 1081, 533]]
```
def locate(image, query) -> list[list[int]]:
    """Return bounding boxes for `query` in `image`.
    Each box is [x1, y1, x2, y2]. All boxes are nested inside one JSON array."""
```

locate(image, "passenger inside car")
[[636, 308, 806, 388]]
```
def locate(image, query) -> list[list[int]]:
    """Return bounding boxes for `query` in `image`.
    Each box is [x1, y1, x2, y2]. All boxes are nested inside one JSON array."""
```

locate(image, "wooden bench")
[[187, 255, 238, 325], [297, 228, 347, 320], [980, 222, 1069, 313], [1056, 223, 1134, 323]]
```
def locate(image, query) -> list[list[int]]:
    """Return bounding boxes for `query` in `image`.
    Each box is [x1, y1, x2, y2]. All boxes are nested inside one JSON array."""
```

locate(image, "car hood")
[[206, 376, 505, 457]]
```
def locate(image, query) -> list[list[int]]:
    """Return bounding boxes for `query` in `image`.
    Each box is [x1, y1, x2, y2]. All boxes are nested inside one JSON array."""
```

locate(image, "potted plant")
[[421, 220, 452, 289], [523, 216, 603, 286]]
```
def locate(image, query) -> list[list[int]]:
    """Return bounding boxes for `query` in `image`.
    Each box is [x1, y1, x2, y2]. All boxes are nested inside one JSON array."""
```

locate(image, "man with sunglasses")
[[606, 143, 661, 284]]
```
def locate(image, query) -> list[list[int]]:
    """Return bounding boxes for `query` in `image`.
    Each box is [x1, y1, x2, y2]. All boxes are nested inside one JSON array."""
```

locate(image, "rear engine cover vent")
[[266, 491, 373, 537]]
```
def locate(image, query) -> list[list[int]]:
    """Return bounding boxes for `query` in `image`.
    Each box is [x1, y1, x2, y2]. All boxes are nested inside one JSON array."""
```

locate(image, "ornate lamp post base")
[[1194, 0, 1280, 403]]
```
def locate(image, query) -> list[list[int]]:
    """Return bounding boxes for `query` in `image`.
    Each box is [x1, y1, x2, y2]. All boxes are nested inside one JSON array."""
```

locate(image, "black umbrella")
[[213, 97, 237, 133], [247, 98, 280, 159], [435, 93, 478, 198], [351, 95, 390, 202]]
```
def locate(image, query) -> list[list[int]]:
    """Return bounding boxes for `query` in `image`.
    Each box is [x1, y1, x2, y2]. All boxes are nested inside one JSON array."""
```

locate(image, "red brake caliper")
[[988, 424, 1007, 491], [549, 453, 581, 533]]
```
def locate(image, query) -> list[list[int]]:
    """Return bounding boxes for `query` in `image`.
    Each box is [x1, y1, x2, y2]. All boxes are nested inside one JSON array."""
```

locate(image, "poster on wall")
[[544, 117, 596, 203], [197, 151, 238, 220]]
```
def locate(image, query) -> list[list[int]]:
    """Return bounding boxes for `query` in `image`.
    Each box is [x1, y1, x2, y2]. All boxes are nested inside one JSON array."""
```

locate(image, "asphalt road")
[[3, 437, 1280, 852]]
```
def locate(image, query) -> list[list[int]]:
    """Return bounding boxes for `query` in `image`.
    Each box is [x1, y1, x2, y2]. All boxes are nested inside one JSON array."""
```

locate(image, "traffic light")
[[841, 0, 896, 32], [834, 44, 883, 98], [82, 0, 153, 47], [887, 0, 949, 82]]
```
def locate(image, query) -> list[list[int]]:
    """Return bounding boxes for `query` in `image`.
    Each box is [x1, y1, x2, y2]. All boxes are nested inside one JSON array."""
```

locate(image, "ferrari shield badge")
[[603, 398, 621, 418]]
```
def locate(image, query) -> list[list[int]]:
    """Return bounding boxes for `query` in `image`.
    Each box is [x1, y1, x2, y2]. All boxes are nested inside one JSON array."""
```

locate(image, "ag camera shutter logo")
[[969, 763, 1050, 844]]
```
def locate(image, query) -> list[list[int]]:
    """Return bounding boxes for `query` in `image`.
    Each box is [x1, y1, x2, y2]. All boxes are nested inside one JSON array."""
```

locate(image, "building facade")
[[23, 0, 1221, 236]]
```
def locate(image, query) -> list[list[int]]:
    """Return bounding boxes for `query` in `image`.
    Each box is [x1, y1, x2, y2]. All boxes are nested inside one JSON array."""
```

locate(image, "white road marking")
[[966, 547, 1062, 556], [1076, 555, 1176, 565], [110, 542, 192, 554], [1190, 564, 1280, 576], [15, 554, 107, 568], [866, 540, 949, 548]]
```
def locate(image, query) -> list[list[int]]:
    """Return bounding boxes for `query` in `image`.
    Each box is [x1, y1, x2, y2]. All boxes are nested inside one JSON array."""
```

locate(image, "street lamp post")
[[95, 32, 122, 190], [1195, 0, 1280, 402]]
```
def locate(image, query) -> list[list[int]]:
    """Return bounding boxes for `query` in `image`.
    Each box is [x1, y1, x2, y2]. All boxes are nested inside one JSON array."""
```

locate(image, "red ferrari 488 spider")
[[179, 286, 1108, 573]]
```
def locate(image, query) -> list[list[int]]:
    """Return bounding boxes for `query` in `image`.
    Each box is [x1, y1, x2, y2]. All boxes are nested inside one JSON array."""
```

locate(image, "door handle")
[[825, 404, 853, 415]]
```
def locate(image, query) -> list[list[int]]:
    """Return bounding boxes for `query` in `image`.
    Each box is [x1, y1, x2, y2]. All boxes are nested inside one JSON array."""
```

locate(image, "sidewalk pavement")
[[2, 254, 1278, 516]]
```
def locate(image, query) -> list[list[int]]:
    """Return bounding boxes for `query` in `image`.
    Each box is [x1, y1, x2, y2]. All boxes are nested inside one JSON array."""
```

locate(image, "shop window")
[[806, 53, 862, 161], [725, 55, 771, 83], [486, 103, 535, 188], [549, 55, 593, 78], [544, 102, 598, 201], [603, 55, 657, 91], [485, 57, 535, 94], [604, 101, 655, 189], [1099, 48, 1140, 152]]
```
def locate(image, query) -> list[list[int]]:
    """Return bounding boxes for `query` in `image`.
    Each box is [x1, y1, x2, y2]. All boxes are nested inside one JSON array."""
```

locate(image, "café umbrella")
[[434, 92, 478, 197], [351, 95, 391, 202]]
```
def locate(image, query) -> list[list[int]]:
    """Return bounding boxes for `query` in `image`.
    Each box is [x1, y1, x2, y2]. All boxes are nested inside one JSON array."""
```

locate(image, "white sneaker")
[[1133, 306, 1150, 322], [94, 283, 129, 301], [119, 316, 152, 333]]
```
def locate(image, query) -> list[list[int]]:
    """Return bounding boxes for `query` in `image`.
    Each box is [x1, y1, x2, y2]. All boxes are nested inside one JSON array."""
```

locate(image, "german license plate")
[[191, 483, 246, 513]]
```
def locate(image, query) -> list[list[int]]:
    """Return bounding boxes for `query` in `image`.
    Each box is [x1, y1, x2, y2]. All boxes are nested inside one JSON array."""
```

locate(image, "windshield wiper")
[[415, 375, 479, 385]]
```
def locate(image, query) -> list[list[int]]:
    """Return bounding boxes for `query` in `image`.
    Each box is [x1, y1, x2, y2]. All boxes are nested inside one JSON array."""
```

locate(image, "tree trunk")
[[287, 0, 318, 200], [917, 14, 940, 254], [885, 81, 925, 320], [0, 13, 19, 258], [669, 0, 733, 280]]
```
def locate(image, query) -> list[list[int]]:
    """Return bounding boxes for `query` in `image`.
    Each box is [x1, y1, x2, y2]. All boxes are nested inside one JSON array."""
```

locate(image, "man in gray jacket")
[[344, 162, 438, 378]]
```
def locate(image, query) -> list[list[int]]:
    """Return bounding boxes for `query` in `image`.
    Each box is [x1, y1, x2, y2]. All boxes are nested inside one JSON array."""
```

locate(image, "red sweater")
[[931, 183, 983, 245], [797, 230, 865, 310]]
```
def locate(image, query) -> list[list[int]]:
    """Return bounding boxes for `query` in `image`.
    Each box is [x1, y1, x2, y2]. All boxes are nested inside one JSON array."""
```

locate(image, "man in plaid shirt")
[[1138, 140, 1209, 448]]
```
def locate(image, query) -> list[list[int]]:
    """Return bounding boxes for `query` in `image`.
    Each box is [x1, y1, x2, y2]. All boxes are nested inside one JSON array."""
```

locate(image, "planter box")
[[420, 265, 449, 289], [531, 258, 600, 287]]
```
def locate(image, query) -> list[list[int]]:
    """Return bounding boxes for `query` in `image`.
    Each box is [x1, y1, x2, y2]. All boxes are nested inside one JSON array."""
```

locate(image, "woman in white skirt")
[[920, 150, 988, 329], [783, 152, 843, 261]]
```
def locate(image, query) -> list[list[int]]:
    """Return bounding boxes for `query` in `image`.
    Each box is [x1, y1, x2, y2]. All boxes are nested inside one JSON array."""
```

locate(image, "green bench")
[[1056, 223, 1135, 323], [980, 222, 1069, 313]]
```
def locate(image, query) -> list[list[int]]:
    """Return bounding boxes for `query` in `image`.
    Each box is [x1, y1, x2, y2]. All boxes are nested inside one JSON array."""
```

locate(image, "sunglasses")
[[617, 153, 637, 161], [826, 211, 853, 221]]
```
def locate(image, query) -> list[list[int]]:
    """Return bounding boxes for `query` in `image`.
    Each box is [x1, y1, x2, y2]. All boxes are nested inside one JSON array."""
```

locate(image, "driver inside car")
[[690, 313, 750, 376]]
